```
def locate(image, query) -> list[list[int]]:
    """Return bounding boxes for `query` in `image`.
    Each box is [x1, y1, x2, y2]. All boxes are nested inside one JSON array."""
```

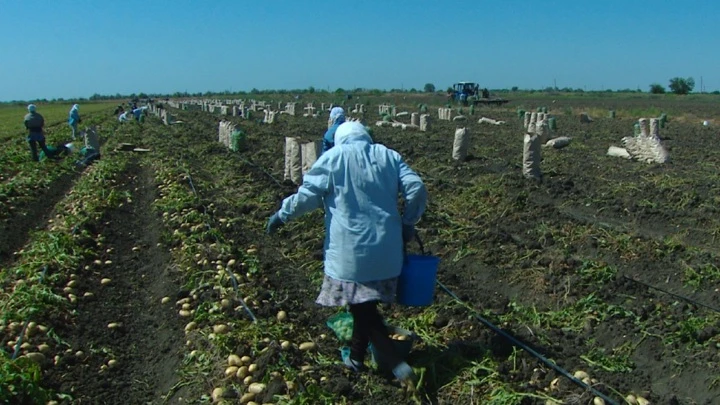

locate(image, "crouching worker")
[[266, 122, 427, 387], [23, 104, 55, 162], [118, 110, 131, 122], [74, 126, 101, 168]]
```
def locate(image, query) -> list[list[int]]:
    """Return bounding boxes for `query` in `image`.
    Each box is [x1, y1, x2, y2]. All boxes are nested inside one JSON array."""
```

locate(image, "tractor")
[[448, 82, 508, 106]]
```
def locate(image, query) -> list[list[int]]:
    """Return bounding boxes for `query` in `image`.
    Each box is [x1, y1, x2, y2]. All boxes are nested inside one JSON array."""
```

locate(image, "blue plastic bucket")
[[397, 255, 440, 306]]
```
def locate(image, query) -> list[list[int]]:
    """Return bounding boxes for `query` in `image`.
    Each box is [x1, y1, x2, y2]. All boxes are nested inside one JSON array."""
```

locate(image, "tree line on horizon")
[[3, 77, 713, 104]]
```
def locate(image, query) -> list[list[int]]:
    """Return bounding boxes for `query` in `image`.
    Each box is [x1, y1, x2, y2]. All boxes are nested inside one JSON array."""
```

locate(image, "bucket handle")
[[403, 232, 430, 261], [414, 233, 427, 255]]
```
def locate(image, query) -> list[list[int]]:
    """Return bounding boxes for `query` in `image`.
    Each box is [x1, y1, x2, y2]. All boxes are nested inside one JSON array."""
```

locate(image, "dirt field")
[[1, 94, 719, 404]]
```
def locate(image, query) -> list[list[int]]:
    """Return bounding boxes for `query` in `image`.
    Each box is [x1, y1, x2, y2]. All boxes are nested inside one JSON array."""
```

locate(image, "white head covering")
[[334, 121, 372, 146], [71, 104, 79, 111], [28, 104, 36, 113], [329, 107, 345, 121]]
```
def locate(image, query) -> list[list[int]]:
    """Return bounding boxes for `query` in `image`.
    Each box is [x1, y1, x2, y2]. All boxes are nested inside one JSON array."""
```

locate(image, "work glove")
[[402, 223, 415, 245], [266, 212, 284, 234]]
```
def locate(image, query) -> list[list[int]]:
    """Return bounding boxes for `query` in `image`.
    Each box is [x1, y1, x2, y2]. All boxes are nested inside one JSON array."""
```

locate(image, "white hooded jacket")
[[278, 122, 427, 283]]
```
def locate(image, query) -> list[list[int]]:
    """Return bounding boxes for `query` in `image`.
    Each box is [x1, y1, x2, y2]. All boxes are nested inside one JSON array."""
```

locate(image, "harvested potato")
[[225, 366, 238, 377], [299, 342, 316, 351], [247, 383, 266, 394], [228, 354, 242, 367], [236, 365, 249, 379], [211, 387, 225, 403], [573, 370, 589, 380], [25, 352, 45, 364], [239, 392, 255, 404]]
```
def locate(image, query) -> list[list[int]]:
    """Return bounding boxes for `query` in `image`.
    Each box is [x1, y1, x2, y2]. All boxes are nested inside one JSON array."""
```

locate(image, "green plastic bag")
[[326, 312, 353, 342], [39, 146, 59, 161], [230, 129, 245, 152], [548, 117, 557, 131]]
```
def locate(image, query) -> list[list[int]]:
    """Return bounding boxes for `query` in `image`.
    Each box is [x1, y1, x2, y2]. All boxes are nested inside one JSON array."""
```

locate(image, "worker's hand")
[[402, 224, 415, 245], [266, 212, 284, 235]]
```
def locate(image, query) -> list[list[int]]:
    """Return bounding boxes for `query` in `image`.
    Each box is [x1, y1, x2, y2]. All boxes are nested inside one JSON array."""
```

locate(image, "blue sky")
[[0, 0, 718, 101]]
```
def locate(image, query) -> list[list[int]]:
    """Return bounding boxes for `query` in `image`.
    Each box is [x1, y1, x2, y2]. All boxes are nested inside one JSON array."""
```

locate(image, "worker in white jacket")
[[266, 121, 427, 386]]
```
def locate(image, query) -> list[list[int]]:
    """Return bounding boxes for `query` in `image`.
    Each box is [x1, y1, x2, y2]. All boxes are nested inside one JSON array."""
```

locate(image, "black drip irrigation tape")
[[222, 266, 258, 323], [178, 157, 305, 391], [181, 165, 258, 323], [436, 281, 619, 405], [237, 156, 284, 188], [623, 275, 720, 313], [11, 266, 49, 361]]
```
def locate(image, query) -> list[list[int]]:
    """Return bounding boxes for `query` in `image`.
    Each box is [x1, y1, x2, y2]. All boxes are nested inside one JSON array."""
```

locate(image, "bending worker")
[[266, 121, 427, 388]]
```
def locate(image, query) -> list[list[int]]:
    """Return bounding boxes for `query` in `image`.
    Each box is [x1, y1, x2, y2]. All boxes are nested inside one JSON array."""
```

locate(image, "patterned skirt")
[[316, 275, 398, 307]]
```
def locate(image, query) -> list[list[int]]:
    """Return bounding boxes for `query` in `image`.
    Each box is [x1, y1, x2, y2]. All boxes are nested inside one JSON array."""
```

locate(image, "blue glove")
[[402, 223, 415, 244], [266, 212, 284, 234]]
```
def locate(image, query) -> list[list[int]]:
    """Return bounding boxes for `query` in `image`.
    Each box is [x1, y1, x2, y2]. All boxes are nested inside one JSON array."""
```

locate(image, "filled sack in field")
[[544, 136, 571, 149], [419, 114, 429, 131], [284, 137, 302, 184], [523, 133, 542, 180], [452, 127, 470, 161], [622, 135, 669, 164], [478, 117, 505, 125], [620, 118, 669, 164], [84, 126, 101, 153], [301, 140, 321, 175], [607, 146, 631, 159]]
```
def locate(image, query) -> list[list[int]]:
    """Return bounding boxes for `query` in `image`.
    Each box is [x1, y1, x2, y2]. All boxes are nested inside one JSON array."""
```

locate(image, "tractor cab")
[[451, 82, 481, 105], [453, 82, 480, 98], [449, 82, 508, 106]]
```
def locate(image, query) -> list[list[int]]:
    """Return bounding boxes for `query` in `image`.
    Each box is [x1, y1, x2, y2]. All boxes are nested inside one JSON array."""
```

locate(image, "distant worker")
[[23, 104, 54, 162], [119, 110, 131, 122], [482, 88, 490, 99], [322, 107, 345, 153], [76, 126, 101, 168], [68, 104, 81, 139], [132, 107, 144, 121], [113, 105, 125, 115]]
